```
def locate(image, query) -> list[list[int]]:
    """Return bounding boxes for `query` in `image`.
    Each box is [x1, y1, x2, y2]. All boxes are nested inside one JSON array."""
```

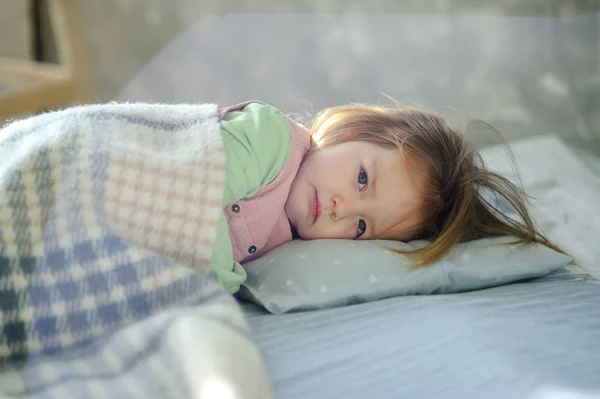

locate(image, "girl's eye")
[[358, 169, 368, 191], [357, 219, 367, 238]]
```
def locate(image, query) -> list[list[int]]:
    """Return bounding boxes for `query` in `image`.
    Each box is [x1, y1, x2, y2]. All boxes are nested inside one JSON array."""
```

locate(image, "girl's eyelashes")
[[356, 168, 368, 238], [358, 168, 368, 191], [357, 219, 367, 238]]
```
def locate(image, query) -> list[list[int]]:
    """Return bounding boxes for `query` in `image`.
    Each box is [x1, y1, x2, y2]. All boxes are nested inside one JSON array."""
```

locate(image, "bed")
[[241, 271, 600, 399], [238, 135, 600, 399]]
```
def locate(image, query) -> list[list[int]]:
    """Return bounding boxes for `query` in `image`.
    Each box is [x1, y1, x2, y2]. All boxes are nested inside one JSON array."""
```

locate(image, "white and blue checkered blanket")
[[0, 103, 272, 398]]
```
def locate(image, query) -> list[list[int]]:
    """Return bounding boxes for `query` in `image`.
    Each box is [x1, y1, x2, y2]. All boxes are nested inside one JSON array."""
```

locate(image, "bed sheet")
[[480, 135, 600, 279], [242, 271, 600, 399]]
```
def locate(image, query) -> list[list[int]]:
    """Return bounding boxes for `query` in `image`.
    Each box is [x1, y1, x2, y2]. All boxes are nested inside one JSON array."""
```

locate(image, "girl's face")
[[285, 140, 426, 241]]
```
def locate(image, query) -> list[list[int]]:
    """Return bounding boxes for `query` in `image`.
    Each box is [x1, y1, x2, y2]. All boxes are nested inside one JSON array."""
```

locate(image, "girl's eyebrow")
[[367, 158, 378, 238], [370, 158, 378, 197]]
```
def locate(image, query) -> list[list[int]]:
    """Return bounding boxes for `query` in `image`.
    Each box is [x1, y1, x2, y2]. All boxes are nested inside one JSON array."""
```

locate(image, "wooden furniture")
[[0, 0, 92, 120]]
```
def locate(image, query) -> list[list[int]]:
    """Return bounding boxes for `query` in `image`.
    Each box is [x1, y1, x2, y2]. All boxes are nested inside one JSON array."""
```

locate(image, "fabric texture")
[[240, 268, 600, 399], [480, 134, 600, 280], [0, 103, 273, 398], [212, 101, 312, 293], [237, 236, 572, 313]]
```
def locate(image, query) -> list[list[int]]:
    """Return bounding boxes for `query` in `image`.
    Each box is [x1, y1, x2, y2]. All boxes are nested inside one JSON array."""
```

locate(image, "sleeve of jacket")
[[210, 102, 291, 293]]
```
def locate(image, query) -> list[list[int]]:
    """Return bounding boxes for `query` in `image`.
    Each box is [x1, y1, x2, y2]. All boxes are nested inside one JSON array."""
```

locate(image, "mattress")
[[480, 135, 600, 279], [241, 271, 600, 399]]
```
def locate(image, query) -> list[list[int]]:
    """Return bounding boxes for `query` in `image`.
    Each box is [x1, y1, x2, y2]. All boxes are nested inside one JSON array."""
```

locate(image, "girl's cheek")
[[318, 220, 341, 239], [339, 221, 356, 240], [349, 224, 357, 239]]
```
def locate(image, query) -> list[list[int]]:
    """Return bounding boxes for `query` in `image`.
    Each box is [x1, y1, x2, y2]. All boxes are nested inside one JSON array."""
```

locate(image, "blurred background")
[[2, 0, 600, 153]]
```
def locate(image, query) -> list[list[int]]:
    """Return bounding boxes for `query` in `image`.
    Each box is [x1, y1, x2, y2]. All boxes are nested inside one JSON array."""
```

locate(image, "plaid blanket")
[[0, 103, 272, 398]]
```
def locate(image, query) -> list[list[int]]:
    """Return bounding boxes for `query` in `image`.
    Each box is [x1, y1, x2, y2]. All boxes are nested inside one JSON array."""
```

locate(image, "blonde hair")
[[307, 103, 563, 267]]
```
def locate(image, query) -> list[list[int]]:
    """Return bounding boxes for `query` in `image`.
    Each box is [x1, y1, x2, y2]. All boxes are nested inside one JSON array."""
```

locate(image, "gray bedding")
[[241, 269, 600, 399], [237, 134, 600, 399]]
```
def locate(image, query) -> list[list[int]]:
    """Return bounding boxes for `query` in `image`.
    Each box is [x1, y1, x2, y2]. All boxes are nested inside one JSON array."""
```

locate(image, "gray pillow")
[[237, 237, 572, 313]]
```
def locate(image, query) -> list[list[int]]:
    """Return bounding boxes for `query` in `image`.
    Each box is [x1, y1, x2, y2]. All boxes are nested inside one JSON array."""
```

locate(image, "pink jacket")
[[219, 101, 312, 264]]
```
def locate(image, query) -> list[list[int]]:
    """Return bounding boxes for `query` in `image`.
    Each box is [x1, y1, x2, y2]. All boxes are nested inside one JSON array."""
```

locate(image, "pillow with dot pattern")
[[236, 237, 572, 313]]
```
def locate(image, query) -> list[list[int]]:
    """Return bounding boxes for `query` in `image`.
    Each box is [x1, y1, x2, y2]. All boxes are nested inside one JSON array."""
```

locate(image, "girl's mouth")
[[311, 189, 321, 223]]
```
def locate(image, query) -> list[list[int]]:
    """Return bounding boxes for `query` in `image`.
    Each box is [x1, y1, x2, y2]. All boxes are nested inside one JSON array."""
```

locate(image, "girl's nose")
[[331, 194, 356, 220]]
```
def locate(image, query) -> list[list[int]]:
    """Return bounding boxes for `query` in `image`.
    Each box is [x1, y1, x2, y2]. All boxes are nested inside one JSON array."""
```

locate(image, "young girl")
[[0, 98, 561, 364], [213, 100, 560, 293]]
